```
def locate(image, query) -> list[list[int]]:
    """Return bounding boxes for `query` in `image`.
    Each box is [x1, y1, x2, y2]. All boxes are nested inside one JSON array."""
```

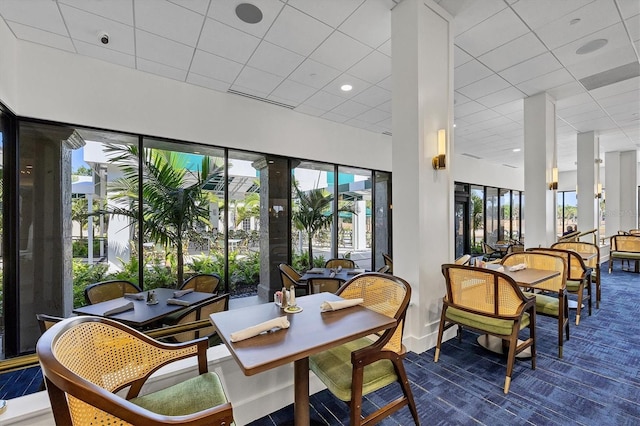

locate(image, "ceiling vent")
[[227, 89, 295, 109], [579, 62, 640, 91]]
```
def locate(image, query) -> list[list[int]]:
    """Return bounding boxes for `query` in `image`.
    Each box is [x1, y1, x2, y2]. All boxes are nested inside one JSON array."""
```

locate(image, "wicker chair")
[[37, 316, 233, 425], [382, 253, 394, 274], [482, 242, 502, 260], [180, 273, 222, 294], [435, 264, 536, 394], [454, 254, 471, 265], [377, 264, 390, 273], [552, 241, 601, 308], [325, 258, 356, 269], [162, 293, 229, 343], [309, 273, 419, 425], [529, 247, 592, 325], [502, 251, 569, 358], [84, 280, 142, 305], [278, 263, 309, 295], [307, 277, 343, 294]]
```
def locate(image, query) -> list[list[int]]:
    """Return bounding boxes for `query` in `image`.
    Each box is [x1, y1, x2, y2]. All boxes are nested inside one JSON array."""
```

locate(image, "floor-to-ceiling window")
[[512, 190, 521, 242], [337, 166, 372, 270], [485, 187, 499, 245], [499, 188, 511, 242], [557, 190, 577, 236], [470, 185, 484, 254]]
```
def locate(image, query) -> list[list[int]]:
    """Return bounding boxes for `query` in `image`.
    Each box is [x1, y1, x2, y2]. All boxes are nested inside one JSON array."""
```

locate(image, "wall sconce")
[[595, 183, 602, 199], [432, 129, 446, 170], [548, 167, 558, 190]]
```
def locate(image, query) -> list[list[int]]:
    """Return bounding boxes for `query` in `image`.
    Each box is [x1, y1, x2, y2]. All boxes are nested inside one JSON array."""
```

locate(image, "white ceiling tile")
[[377, 100, 392, 112], [135, 0, 204, 46], [266, 94, 300, 107], [264, 5, 333, 56], [6, 21, 75, 52], [555, 91, 593, 108], [137, 57, 188, 81], [0, 0, 68, 36], [248, 41, 305, 77], [499, 52, 563, 85], [233, 66, 284, 93], [454, 101, 486, 118], [516, 68, 574, 95], [504, 110, 524, 123], [457, 74, 511, 99], [454, 60, 493, 89], [322, 111, 350, 123], [190, 49, 243, 83], [303, 90, 346, 110], [377, 38, 391, 56], [460, 109, 501, 124], [546, 81, 586, 100], [347, 50, 391, 84], [198, 18, 260, 63], [535, 0, 621, 49], [376, 75, 392, 91], [590, 76, 640, 100], [208, 0, 284, 38], [454, 91, 472, 106], [618, 1, 640, 19], [338, 0, 390, 48], [456, 8, 530, 56], [186, 72, 232, 92], [597, 90, 640, 107], [572, 116, 617, 132], [626, 14, 640, 42], [309, 31, 372, 71], [438, 0, 507, 36], [75, 39, 136, 68], [324, 74, 371, 99], [330, 100, 371, 118], [477, 32, 547, 72], [167, 0, 210, 16], [454, 45, 474, 67], [136, 29, 194, 69], [511, 0, 595, 29], [288, 0, 364, 28], [60, 0, 134, 25], [229, 83, 270, 98], [351, 85, 390, 107], [288, 59, 341, 89], [476, 86, 525, 108], [561, 107, 606, 122], [356, 108, 390, 124], [61, 4, 135, 54], [492, 99, 523, 115], [269, 79, 317, 104], [563, 44, 637, 80], [295, 104, 327, 116]]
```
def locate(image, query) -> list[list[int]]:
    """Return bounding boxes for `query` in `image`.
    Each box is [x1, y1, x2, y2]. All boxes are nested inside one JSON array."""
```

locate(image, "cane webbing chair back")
[[325, 258, 356, 269], [84, 280, 142, 305], [436, 264, 536, 393], [307, 277, 342, 294], [552, 241, 601, 308], [309, 273, 419, 425], [454, 254, 471, 265], [37, 316, 233, 426], [163, 293, 229, 342], [278, 263, 309, 295], [180, 273, 222, 294]]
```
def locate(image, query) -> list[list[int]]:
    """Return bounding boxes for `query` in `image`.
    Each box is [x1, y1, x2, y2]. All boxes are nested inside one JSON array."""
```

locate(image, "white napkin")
[[320, 298, 364, 312], [337, 266, 343, 272], [329, 271, 336, 278], [167, 298, 191, 306], [230, 317, 290, 342], [347, 269, 365, 275], [124, 293, 145, 300], [173, 288, 194, 298], [508, 263, 527, 272], [104, 301, 134, 316], [306, 268, 324, 274]]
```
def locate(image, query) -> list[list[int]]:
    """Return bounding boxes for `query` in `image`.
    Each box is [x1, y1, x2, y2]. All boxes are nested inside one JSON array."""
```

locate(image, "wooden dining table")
[[209, 292, 397, 426], [299, 267, 367, 283], [72, 288, 217, 328]]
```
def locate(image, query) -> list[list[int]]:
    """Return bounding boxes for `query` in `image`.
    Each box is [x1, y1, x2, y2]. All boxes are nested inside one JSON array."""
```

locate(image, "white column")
[[605, 151, 638, 233], [576, 131, 599, 241], [523, 93, 557, 247], [391, 0, 453, 353]]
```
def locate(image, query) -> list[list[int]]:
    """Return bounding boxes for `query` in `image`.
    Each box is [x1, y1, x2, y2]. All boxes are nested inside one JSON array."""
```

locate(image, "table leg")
[[294, 357, 310, 426]]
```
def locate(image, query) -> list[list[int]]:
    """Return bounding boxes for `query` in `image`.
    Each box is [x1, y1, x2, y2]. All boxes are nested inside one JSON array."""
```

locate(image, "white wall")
[[453, 153, 524, 190]]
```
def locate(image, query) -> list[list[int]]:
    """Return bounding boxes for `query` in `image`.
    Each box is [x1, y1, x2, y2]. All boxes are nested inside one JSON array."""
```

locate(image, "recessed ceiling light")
[[235, 3, 263, 24], [512, 148, 521, 152], [576, 38, 608, 55], [340, 84, 353, 92]]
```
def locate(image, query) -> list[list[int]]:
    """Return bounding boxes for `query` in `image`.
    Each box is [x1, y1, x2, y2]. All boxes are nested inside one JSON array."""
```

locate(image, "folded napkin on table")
[[329, 271, 336, 278], [230, 317, 290, 342], [306, 268, 324, 274], [494, 266, 505, 272], [320, 298, 364, 312], [346, 269, 366, 275], [104, 301, 134, 316], [124, 293, 145, 300], [336, 266, 342, 272], [166, 298, 191, 306], [172, 288, 194, 298], [508, 263, 527, 272]]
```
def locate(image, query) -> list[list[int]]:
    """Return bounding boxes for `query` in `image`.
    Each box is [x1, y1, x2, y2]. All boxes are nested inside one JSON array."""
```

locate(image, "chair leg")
[[393, 357, 420, 425], [586, 277, 592, 317], [504, 334, 518, 394], [574, 285, 583, 326], [349, 366, 365, 426], [434, 309, 447, 362], [595, 272, 601, 308]]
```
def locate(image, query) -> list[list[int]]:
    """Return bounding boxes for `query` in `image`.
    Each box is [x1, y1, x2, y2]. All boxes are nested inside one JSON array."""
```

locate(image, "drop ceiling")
[[0, 0, 638, 171]]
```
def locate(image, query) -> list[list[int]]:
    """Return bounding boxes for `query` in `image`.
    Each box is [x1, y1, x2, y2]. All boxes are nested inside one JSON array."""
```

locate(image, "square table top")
[[500, 268, 560, 287], [73, 287, 216, 327], [210, 292, 397, 376]]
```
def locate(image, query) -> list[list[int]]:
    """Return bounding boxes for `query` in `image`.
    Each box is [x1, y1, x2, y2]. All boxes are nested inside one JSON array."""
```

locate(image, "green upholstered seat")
[[566, 279, 582, 292], [445, 306, 530, 336], [611, 251, 640, 260], [523, 291, 559, 316], [131, 372, 230, 417], [310, 337, 396, 402]]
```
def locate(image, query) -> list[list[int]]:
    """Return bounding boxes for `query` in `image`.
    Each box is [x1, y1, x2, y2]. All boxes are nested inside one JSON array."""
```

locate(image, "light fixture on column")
[[432, 129, 446, 170], [548, 167, 558, 190], [595, 183, 602, 199]]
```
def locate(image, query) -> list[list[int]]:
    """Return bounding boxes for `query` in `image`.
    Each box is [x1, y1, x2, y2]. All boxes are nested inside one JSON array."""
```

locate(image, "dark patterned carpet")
[[249, 268, 640, 425]]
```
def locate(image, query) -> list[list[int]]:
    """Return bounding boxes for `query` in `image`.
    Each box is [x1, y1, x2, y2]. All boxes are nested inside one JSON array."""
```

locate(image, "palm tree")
[[105, 144, 222, 287], [292, 184, 355, 269]]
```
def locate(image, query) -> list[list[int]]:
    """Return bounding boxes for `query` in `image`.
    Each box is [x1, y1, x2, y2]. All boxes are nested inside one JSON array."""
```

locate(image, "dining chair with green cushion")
[[325, 258, 356, 269], [435, 264, 536, 394], [83, 280, 142, 305], [502, 251, 569, 358], [382, 253, 393, 273], [162, 293, 229, 343], [278, 263, 309, 295], [37, 316, 234, 425], [552, 241, 601, 308], [309, 273, 419, 425], [307, 277, 343, 294], [529, 247, 592, 325], [180, 273, 222, 294]]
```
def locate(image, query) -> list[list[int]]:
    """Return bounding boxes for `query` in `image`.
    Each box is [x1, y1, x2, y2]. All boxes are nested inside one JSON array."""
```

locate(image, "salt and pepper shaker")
[[289, 286, 296, 308], [282, 286, 288, 308]]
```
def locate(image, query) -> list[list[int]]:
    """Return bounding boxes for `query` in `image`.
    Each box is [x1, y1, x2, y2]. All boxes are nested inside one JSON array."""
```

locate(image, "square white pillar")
[[577, 131, 599, 240]]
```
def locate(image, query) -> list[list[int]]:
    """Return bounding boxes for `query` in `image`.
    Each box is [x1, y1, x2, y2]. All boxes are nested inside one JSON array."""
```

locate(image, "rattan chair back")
[[164, 293, 229, 342], [454, 254, 471, 265], [278, 263, 308, 294], [84, 280, 142, 305], [325, 258, 356, 269], [308, 277, 343, 294], [502, 251, 567, 293], [180, 273, 221, 294]]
